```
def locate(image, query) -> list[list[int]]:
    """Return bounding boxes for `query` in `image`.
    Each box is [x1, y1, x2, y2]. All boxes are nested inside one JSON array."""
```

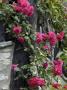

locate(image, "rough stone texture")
[[0, 41, 14, 90]]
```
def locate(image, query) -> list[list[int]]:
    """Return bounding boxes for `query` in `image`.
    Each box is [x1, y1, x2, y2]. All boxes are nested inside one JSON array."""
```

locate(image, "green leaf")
[[14, 16, 20, 22]]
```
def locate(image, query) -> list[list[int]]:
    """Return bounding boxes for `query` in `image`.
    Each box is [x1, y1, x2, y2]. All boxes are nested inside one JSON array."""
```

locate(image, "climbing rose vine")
[[0, 0, 66, 90]]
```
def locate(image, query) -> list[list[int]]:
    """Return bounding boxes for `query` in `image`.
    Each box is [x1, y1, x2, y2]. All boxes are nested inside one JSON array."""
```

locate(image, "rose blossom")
[[42, 33, 48, 41], [52, 83, 61, 89], [27, 77, 46, 88], [53, 59, 63, 65], [43, 45, 50, 50], [27, 5, 34, 16], [17, 0, 30, 7], [13, 25, 22, 35], [48, 31, 57, 46], [43, 62, 48, 69], [54, 65, 62, 76], [12, 2, 22, 12], [11, 64, 18, 71], [17, 0, 34, 16], [57, 31, 64, 41], [21, 5, 34, 16], [21, 7, 28, 15], [18, 37, 25, 43], [53, 59, 63, 76], [36, 32, 43, 44], [64, 85, 67, 89]]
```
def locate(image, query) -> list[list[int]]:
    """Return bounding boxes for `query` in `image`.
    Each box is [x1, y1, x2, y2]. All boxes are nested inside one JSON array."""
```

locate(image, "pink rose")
[[21, 5, 34, 16], [64, 85, 67, 89], [57, 34, 62, 41], [36, 32, 43, 44], [42, 33, 48, 41], [27, 77, 45, 88], [27, 5, 34, 16], [11, 64, 18, 71], [52, 83, 61, 89], [13, 25, 22, 35], [12, 0, 34, 16], [21, 7, 29, 15], [43, 62, 48, 69], [17, 0, 30, 8], [54, 65, 62, 76], [43, 45, 50, 50], [18, 37, 25, 43], [48, 32, 57, 46], [17, 0, 34, 16], [60, 31, 64, 38], [12, 2, 22, 12], [53, 59, 63, 76], [50, 38, 57, 46], [57, 31, 64, 41], [53, 59, 63, 65]]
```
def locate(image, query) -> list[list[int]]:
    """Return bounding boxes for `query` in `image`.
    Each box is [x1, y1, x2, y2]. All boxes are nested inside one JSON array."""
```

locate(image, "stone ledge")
[[0, 41, 14, 48]]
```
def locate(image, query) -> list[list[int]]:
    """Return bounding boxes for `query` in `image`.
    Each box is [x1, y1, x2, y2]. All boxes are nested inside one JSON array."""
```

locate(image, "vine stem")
[[33, 55, 42, 90], [34, 63, 42, 90]]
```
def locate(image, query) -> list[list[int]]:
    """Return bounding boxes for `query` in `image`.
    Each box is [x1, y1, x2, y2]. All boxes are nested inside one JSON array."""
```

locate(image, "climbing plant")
[[0, 0, 67, 90]]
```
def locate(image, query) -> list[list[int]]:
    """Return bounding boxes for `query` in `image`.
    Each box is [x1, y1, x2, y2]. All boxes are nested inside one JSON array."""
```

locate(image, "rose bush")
[[0, 0, 66, 90]]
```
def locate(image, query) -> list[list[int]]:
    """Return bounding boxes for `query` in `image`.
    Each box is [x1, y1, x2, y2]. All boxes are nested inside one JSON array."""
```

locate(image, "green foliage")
[[60, 48, 67, 63], [36, 0, 66, 31], [64, 27, 67, 48]]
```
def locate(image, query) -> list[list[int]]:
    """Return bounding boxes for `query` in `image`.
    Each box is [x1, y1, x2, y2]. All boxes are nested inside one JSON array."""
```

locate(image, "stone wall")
[[0, 41, 14, 90]]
